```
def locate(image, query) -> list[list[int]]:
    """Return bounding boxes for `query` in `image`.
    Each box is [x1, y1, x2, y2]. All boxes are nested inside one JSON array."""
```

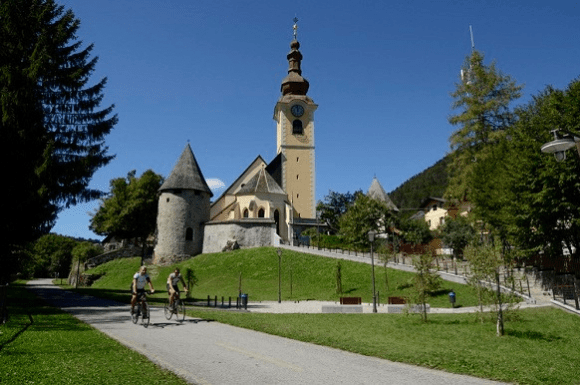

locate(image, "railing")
[[291, 243, 539, 301]]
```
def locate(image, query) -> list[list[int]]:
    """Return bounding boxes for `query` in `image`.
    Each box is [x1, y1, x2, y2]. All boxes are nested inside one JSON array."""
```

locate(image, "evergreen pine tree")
[[1, 0, 116, 280]]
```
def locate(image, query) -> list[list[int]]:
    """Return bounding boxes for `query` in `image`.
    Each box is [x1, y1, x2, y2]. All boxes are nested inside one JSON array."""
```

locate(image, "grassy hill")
[[84, 247, 479, 308]]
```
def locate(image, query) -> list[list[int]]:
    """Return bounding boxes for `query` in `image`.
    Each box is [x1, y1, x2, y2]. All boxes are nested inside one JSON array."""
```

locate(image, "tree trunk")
[[496, 269, 504, 336], [139, 237, 145, 266]]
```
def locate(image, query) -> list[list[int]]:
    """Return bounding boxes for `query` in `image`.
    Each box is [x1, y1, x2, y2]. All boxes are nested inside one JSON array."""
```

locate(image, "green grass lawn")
[[84, 247, 482, 308], [45, 247, 580, 384], [0, 282, 188, 385], [183, 307, 580, 385]]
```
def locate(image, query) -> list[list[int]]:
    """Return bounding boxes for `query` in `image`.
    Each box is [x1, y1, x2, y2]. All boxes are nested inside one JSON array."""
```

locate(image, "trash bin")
[[241, 294, 248, 309], [448, 291, 456, 308]]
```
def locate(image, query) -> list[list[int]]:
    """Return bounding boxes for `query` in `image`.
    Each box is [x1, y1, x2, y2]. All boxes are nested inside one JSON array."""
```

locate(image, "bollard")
[[222, 296, 224, 307], [229, 296, 232, 308], [214, 295, 217, 307], [207, 295, 210, 307]]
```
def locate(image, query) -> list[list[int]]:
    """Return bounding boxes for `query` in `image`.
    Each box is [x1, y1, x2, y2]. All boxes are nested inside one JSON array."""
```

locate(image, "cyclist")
[[167, 268, 188, 307], [131, 266, 155, 315]]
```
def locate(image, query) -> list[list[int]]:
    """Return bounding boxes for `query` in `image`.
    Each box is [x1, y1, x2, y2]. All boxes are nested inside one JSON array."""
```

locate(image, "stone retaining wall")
[[85, 246, 144, 269], [202, 220, 279, 254]]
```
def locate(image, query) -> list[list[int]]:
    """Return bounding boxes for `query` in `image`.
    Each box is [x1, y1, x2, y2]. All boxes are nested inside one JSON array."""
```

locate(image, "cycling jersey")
[[133, 272, 150, 290], [168, 272, 182, 287]]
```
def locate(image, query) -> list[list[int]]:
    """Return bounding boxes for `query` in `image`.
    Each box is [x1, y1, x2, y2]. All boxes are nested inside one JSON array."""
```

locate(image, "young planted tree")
[[185, 268, 198, 299], [0, 0, 116, 281], [335, 260, 343, 294], [464, 243, 517, 336], [409, 252, 441, 322], [90, 170, 163, 265]]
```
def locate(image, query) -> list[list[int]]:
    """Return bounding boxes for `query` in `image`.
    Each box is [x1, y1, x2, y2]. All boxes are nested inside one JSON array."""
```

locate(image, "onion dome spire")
[[281, 17, 309, 96]]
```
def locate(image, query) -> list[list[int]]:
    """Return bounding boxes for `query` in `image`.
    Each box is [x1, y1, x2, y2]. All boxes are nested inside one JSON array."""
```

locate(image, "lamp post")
[[541, 129, 580, 161], [316, 209, 321, 250], [368, 230, 378, 313], [277, 248, 282, 303]]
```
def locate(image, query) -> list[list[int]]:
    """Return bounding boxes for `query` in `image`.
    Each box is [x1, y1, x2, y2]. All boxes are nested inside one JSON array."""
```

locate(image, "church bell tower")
[[273, 18, 318, 219]]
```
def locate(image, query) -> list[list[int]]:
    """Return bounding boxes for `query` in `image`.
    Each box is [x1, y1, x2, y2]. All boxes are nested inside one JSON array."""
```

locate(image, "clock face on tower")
[[291, 104, 304, 117]]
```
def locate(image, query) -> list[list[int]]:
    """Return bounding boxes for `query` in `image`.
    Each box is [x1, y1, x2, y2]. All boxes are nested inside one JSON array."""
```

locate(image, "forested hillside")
[[389, 156, 450, 213]]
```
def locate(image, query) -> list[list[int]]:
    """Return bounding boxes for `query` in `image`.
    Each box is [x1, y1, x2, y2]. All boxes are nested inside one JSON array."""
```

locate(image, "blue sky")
[[52, 0, 580, 240]]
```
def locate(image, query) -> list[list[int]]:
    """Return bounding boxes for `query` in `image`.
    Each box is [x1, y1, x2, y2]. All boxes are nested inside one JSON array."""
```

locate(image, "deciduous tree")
[[316, 190, 361, 233], [29, 234, 78, 278], [90, 170, 163, 264], [507, 80, 580, 266], [439, 215, 475, 260], [338, 194, 395, 249]]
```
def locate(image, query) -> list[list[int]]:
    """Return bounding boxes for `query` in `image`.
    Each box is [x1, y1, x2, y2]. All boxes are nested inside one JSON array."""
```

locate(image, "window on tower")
[[185, 228, 193, 241], [292, 119, 303, 135], [258, 208, 265, 218]]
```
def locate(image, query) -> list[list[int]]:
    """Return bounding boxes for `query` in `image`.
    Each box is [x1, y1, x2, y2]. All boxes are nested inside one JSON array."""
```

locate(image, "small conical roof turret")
[[159, 143, 213, 197], [280, 18, 309, 96], [367, 177, 399, 212]]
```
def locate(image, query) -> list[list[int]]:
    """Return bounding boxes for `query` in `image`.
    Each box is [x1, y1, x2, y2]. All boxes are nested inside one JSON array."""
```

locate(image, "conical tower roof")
[[159, 144, 213, 197], [237, 167, 286, 196], [367, 177, 398, 212]]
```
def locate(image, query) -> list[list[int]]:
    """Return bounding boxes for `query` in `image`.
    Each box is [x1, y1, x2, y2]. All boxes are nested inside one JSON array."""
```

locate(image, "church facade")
[[154, 21, 318, 263]]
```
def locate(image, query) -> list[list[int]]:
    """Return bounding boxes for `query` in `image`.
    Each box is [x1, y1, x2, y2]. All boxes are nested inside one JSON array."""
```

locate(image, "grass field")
[[184, 307, 580, 385], [84, 247, 482, 308], [18, 247, 580, 384], [0, 282, 187, 385]]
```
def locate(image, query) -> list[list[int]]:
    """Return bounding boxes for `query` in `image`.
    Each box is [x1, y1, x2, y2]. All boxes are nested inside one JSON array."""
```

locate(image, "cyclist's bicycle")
[[131, 291, 151, 327], [164, 291, 185, 322]]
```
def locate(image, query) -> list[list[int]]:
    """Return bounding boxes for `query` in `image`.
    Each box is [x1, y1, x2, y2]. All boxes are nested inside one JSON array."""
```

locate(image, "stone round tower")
[[153, 144, 213, 265]]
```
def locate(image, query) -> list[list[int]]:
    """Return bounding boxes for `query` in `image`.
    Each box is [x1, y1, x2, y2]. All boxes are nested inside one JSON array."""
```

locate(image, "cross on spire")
[[293, 17, 298, 40]]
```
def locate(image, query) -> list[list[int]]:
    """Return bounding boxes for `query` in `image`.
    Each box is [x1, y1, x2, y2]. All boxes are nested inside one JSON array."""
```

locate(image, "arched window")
[[185, 227, 193, 241], [243, 208, 249, 218], [292, 119, 303, 135], [258, 208, 265, 218]]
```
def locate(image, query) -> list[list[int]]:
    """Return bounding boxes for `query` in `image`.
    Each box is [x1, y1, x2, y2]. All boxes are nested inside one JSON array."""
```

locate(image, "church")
[[153, 20, 318, 265]]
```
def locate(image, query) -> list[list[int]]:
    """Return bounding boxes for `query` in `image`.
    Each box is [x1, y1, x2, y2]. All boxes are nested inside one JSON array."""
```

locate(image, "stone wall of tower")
[[153, 189, 210, 265]]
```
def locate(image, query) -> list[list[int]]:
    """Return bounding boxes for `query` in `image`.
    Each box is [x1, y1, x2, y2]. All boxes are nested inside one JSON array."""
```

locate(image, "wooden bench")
[[340, 297, 362, 305], [388, 296, 406, 305]]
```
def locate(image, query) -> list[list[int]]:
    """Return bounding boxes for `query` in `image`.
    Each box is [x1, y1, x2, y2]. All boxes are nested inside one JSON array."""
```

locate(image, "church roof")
[[159, 143, 213, 196], [237, 167, 286, 196], [367, 177, 399, 212], [280, 38, 309, 96]]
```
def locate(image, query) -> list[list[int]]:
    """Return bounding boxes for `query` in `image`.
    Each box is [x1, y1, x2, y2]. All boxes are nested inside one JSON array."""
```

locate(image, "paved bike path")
[[26, 279, 505, 385]]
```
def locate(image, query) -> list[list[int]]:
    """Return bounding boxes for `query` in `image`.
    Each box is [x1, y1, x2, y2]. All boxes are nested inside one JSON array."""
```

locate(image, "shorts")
[[131, 285, 145, 295]]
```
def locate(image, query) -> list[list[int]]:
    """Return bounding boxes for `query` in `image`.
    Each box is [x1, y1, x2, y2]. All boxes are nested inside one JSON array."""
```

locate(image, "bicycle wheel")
[[131, 304, 140, 324], [143, 302, 150, 328], [176, 299, 185, 322], [164, 298, 173, 320]]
